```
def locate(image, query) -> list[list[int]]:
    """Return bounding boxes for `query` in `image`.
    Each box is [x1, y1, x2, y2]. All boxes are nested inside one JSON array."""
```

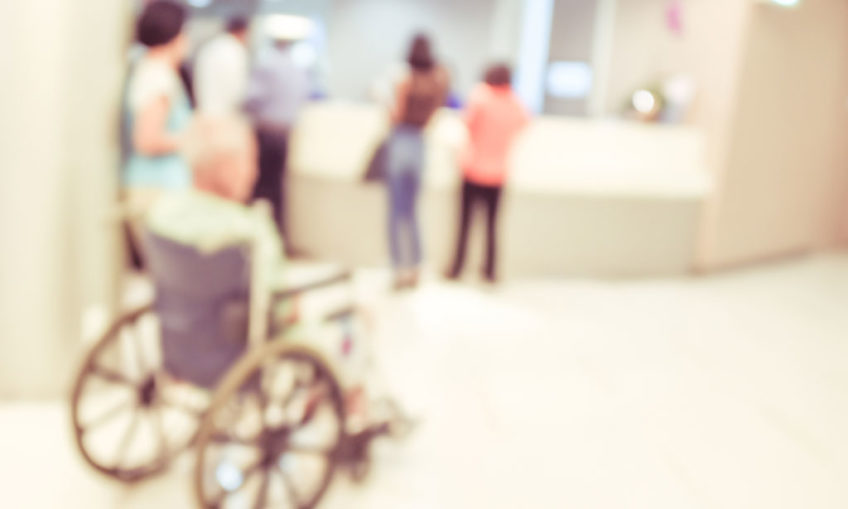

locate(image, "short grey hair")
[[182, 114, 253, 175]]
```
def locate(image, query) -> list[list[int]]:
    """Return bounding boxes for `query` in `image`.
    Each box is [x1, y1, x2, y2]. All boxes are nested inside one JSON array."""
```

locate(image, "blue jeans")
[[386, 126, 424, 269]]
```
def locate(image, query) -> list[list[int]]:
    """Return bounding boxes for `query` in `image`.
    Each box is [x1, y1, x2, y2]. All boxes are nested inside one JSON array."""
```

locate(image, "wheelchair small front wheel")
[[194, 342, 345, 509]]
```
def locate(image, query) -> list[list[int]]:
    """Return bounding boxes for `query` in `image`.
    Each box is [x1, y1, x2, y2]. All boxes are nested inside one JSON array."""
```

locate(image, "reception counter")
[[287, 101, 712, 278]]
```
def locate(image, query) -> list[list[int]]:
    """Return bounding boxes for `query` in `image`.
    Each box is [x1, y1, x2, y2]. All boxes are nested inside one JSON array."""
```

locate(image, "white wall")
[[325, 0, 499, 100], [545, 0, 599, 116], [605, 0, 751, 170], [606, 0, 848, 268], [0, 0, 72, 398], [700, 0, 848, 267], [0, 0, 127, 398], [489, 0, 525, 63], [67, 0, 130, 342]]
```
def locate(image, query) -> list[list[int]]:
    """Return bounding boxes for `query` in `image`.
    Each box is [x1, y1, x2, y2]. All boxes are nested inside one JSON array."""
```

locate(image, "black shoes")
[[444, 269, 498, 285]]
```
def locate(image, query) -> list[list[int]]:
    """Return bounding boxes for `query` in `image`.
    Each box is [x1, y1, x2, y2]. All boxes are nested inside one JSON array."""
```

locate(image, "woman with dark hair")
[[123, 0, 192, 216], [386, 34, 449, 290]]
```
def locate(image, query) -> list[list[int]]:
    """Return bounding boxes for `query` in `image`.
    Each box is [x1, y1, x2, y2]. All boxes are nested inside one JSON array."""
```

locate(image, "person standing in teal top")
[[124, 1, 193, 214]]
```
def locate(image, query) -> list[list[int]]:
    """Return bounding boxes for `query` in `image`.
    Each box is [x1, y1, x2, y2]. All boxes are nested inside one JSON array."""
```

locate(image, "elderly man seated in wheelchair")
[[71, 115, 410, 509]]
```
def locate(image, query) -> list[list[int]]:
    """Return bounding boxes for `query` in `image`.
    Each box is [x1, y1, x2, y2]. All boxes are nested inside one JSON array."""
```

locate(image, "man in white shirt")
[[194, 17, 250, 116]]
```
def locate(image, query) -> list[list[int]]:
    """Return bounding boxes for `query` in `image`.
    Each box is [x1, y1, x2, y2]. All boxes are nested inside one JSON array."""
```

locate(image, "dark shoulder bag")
[[363, 137, 389, 183]]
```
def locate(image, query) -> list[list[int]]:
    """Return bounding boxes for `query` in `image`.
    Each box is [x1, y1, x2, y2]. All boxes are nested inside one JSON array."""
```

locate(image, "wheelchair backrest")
[[143, 231, 253, 388], [144, 232, 251, 300]]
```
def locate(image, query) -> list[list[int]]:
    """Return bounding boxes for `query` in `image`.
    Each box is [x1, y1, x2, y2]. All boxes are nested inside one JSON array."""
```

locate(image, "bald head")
[[183, 115, 257, 203]]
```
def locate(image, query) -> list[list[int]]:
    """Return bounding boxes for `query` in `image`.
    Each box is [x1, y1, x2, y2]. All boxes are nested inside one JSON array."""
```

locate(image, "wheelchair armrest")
[[271, 269, 353, 304], [324, 304, 356, 323]]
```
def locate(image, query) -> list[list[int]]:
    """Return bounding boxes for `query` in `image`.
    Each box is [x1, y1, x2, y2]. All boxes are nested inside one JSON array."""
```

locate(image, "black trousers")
[[252, 127, 289, 246], [449, 180, 503, 279]]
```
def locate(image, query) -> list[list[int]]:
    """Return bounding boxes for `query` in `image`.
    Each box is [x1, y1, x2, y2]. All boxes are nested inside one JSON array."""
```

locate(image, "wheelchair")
[[70, 228, 412, 508]]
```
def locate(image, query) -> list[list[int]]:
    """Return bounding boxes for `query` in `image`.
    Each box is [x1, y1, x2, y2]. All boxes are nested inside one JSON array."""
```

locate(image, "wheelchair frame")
[[70, 220, 409, 508]]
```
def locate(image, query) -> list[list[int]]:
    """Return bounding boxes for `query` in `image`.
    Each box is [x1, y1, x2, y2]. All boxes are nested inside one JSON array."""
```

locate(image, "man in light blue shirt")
[[245, 38, 310, 249]]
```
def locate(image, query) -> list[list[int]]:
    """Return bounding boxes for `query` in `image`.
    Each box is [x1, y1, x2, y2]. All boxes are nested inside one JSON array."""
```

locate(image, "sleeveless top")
[[401, 68, 448, 128]]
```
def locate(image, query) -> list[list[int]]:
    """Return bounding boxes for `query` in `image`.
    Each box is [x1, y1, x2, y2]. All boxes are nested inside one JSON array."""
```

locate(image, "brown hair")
[[226, 17, 249, 35], [407, 34, 435, 71], [136, 1, 186, 48], [484, 64, 512, 88]]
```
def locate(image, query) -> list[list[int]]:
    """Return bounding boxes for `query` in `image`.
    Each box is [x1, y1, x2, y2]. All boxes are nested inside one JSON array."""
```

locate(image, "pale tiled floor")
[[2, 255, 848, 508]]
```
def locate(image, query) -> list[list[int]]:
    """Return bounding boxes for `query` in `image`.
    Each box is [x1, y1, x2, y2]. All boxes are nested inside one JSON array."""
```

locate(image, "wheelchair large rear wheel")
[[70, 305, 204, 482], [194, 342, 345, 509]]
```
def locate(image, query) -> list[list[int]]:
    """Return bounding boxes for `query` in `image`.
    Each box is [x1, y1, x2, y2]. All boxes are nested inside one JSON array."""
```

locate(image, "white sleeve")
[[127, 61, 177, 113], [195, 40, 248, 114], [194, 42, 219, 112], [224, 43, 249, 111]]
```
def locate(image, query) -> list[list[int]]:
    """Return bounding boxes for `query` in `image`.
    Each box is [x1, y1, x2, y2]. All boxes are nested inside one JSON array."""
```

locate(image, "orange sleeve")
[[464, 85, 487, 133]]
